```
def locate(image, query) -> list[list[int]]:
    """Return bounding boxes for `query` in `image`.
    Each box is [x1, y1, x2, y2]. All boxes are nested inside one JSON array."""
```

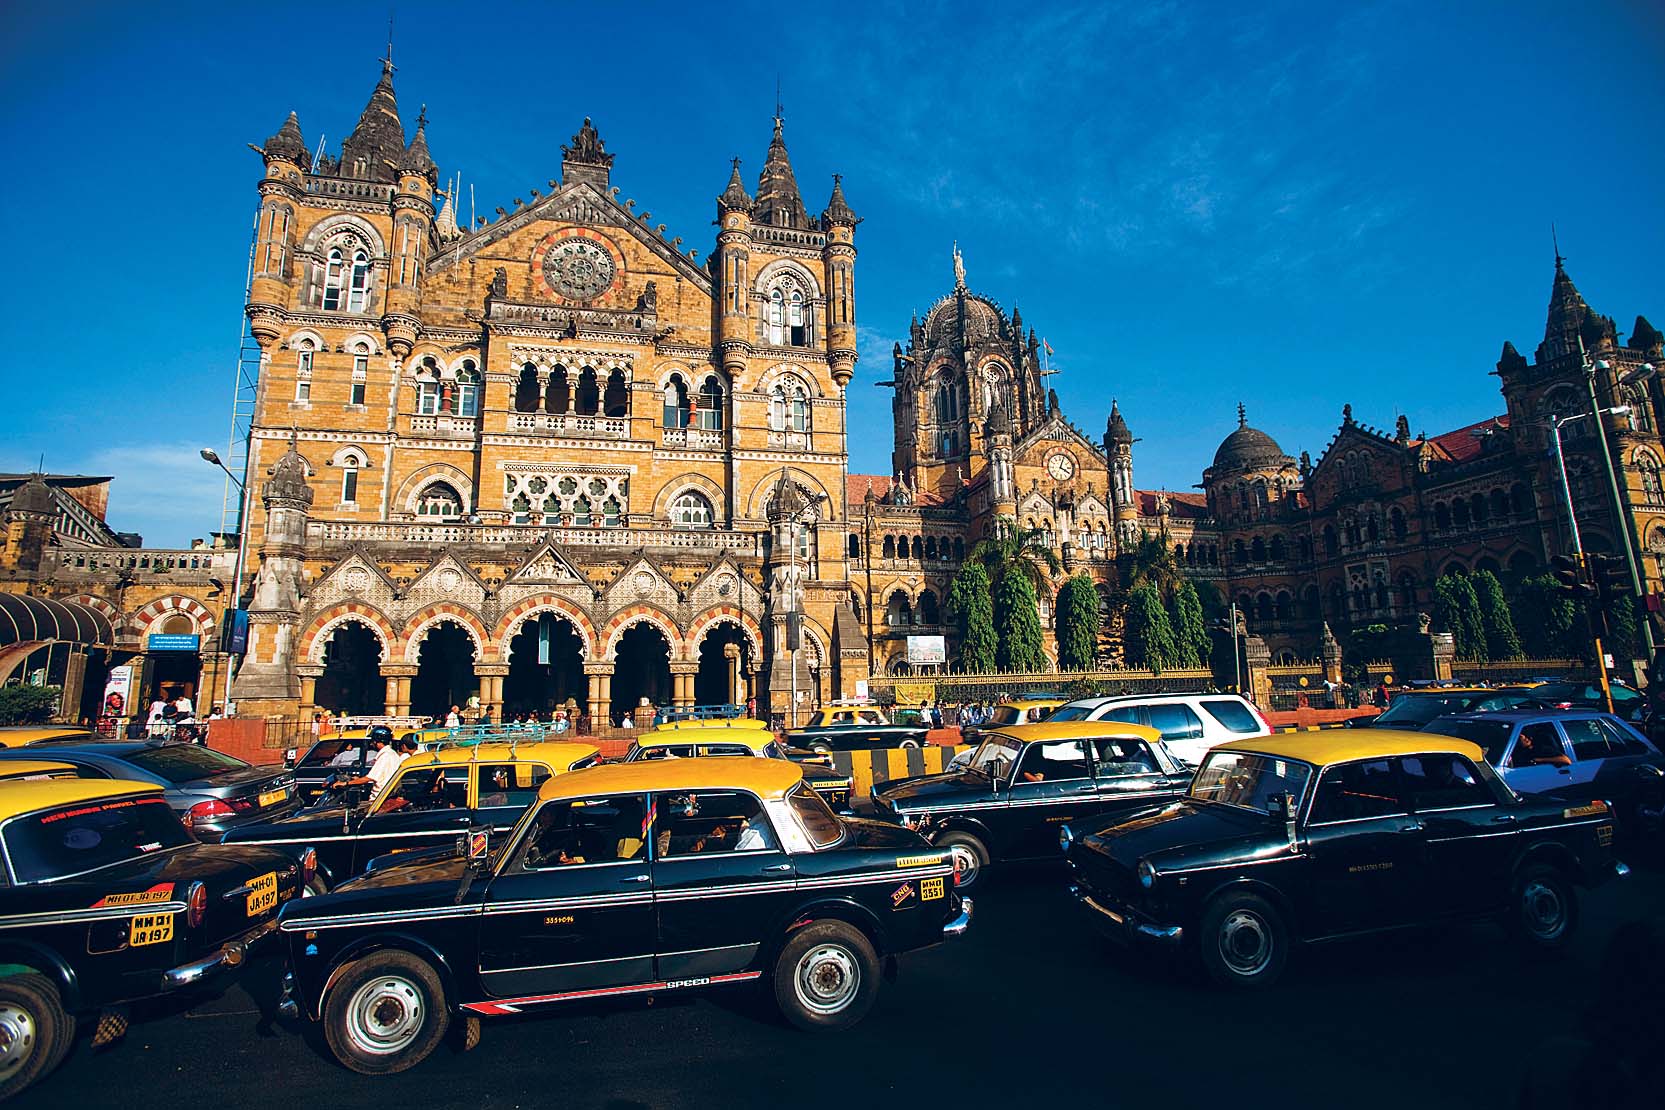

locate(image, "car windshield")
[[1376, 695, 1475, 727], [300, 739, 364, 767], [1045, 705, 1092, 722], [1422, 719, 1515, 763], [760, 742, 786, 760], [123, 745, 250, 783], [785, 783, 844, 848], [5, 795, 192, 883], [988, 706, 1021, 726], [967, 735, 1023, 777], [1189, 751, 1313, 812]]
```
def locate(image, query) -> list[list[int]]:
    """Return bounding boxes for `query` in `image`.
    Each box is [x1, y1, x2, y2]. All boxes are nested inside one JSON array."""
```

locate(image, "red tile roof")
[[1423, 415, 1510, 463], [1138, 490, 1210, 519], [847, 474, 892, 504]]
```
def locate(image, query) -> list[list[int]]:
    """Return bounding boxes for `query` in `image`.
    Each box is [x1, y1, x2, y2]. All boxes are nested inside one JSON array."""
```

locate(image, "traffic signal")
[[1588, 553, 1632, 606], [1549, 554, 1596, 600]]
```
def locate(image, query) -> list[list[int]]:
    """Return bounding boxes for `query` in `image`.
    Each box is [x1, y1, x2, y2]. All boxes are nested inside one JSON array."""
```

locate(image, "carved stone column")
[[584, 663, 613, 729], [669, 664, 698, 709], [295, 664, 324, 719], [380, 663, 418, 718], [474, 663, 510, 722]]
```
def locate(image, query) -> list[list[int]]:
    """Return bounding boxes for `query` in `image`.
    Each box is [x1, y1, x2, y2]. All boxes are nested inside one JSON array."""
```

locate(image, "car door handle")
[[618, 874, 650, 884], [1637, 764, 1664, 779], [1491, 815, 1519, 825], [1399, 821, 1425, 833], [763, 863, 792, 872]]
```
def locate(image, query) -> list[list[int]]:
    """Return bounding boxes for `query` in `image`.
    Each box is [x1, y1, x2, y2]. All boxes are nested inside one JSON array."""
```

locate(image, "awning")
[[0, 594, 115, 651]]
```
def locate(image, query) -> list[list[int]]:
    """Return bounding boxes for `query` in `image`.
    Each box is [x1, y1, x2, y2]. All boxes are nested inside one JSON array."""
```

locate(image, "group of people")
[[144, 690, 217, 741]]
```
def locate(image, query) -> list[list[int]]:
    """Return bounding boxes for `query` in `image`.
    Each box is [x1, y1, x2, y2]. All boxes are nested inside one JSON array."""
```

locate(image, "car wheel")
[[1506, 863, 1579, 950], [934, 831, 988, 891], [899, 739, 920, 750], [811, 742, 833, 755], [1198, 892, 1288, 989], [305, 877, 329, 897], [0, 972, 73, 1100], [322, 952, 450, 1075], [773, 921, 880, 1031]]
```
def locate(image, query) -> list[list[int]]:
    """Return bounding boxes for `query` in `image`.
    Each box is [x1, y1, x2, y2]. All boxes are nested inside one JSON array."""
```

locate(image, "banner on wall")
[[101, 665, 134, 722], [905, 635, 947, 665]]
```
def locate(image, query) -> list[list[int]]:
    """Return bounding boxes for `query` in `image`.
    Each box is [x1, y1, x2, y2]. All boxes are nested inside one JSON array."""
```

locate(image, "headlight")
[[1058, 824, 1075, 852], [1138, 859, 1157, 889]]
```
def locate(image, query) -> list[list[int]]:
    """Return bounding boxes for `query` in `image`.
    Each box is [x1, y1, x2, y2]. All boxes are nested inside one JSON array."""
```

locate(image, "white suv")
[[1040, 692, 1271, 766]]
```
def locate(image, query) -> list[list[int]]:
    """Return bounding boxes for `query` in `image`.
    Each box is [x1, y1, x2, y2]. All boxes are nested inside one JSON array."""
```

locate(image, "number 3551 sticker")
[[921, 877, 945, 901], [129, 912, 174, 947]]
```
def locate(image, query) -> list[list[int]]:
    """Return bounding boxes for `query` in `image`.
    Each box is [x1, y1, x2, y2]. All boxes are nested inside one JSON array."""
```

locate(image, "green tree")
[[993, 566, 1046, 672], [1124, 583, 1179, 671], [0, 685, 60, 725], [1471, 570, 1524, 660], [948, 562, 997, 674], [969, 519, 1062, 592], [1168, 580, 1211, 669], [1055, 573, 1102, 671], [1433, 574, 1488, 661], [1603, 594, 1640, 662], [1124, 529, 1183, 599], [1512, 575, 1585, 658]]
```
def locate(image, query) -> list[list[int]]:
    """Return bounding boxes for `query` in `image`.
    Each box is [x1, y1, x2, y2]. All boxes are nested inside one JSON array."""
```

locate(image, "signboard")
[[220, 609, 249, 656], [102, 666, 134, 720], [146, 634, 201, 652], [905, 635, 947, 666]]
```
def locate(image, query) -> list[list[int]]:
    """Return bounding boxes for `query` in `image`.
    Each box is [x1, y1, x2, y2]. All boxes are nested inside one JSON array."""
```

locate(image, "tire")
[[899, 739, 920, 751], [1198, 892, 1289, 989], [934, 831, 988, 892], [1506, 863, 1579, 951], [0, 972, 72, 1101], [322, 951, 450, 1076], [811, 742, 833, 755], [305, 877, 329, 897], [772, 921, 880, 1032]]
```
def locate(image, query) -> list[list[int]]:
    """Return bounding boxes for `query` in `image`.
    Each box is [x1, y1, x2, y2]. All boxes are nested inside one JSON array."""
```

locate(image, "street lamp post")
[[786, 493, 827, 730], [200, 449, 248, 714]]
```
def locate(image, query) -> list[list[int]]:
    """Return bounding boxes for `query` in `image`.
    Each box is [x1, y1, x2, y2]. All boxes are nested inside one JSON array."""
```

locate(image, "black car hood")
[[874, 770, 993, 808], [839, 816, 932, 850], [280, 856, 476, 926], [218, 807, 361, 843], [1084, 800, 1290, 869]]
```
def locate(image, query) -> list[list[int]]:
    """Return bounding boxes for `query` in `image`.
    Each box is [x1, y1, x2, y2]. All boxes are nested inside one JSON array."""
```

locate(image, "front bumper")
[[1071, 885, 1184, 945], [942, 897, 973, 938], [161, 917, 280, 990]]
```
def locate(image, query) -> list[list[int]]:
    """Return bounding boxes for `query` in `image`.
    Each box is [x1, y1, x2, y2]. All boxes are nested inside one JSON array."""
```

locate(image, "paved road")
[[17, 860, 1662, 1110]]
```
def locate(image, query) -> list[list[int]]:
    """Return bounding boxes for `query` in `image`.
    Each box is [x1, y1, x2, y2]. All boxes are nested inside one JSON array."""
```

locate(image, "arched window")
[[925, 536, 938, 560], [848, 534, 861, 558], [455, 362, 481, 417], [696, 375, 724, 430], [790, 386, 809, 433], [882, 535, 895, 560], [416, 482, 463, 520], [1452, 500, 1470, 530], [1251, 536, 1267, 563], [936, 383, 958, 423], [294, 340, 313, 403], [670, 491, 714, 529], [1232, 539, 1247, 565], [1252, 481, 1269, 517], [1470, 493, 1487, 526], [1488, 488, 1509, 520], [545, 366, 570, 413], [1322, 525, 1337, 557], [510, 493, 532, 525], [954, 537, 965, 561], [347, 251, 370, 313], [662, 375, 690, 429], [1398, 572, 1417, 610], [1255, 593, 1273, 623], [1299, 535, 1313, 562], [416, 361, 441, 416], [1511, 482, 1531, 515], [886, 591, 913, 628], [788, 290, 806, 346], [604, 369, 629, 418], [1390, 507, 1407, 541], [575, 368, 600, 415], [1269, 535, 1286, 562], [1275, 591, 1293, 621], [349, 343, 369, 406], [515, 364, 540, 413], [919, 590, 940, 625], [767, 290, 786, 346], [339, 452, 363, 503], [602, 497, 622, 528], [1637, 450, 1664, 506], [322, 249, 345, 310], [910, 535, 923, 561]]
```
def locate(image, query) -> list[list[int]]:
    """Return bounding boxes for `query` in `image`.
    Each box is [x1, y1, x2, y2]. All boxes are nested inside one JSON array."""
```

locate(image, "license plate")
[[258, 787, 288, 808], [246, 872, 278, 916], [129, 912, 174, 947]]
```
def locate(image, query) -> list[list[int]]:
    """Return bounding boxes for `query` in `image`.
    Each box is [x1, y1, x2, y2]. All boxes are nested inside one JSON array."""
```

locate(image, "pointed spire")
[[1496, 340, 1528, 376], [752, 113, 808, 229], [262, 110, 308, 165], [340, 57, 405, 183], [435, 183, 460, 241], [9, 472, 54, 518], [718, 157, 752, 211], [401, 106, 437, 185], [1237, 402, 1248, 428], [821, 174, 857, 227], [1630, 315, 1663, 354], [1544, 252, 1589, 343], [1107, 400, 1133, 445]]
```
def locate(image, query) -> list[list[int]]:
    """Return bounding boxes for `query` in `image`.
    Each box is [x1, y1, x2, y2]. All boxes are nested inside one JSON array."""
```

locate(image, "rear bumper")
[[1072, 885, 1184, 945], [161, 918, 279, 990], [942, 897, 973, 938]]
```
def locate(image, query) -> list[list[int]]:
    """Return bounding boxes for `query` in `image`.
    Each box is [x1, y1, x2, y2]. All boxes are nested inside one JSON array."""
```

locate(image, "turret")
[[2, 474, 55, 577], [752, 115, 808, 229], [340, 58, 405, 183], [248, 111, 308, 342], [385, 109, 438, 359], [1105, 401, 1138, 539], [820, 175, 859, 389], [714, 158, 754, 379]]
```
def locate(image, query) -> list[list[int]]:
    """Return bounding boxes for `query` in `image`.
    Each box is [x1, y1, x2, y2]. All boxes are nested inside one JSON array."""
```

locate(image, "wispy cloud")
[[76, 442, 228, 548]]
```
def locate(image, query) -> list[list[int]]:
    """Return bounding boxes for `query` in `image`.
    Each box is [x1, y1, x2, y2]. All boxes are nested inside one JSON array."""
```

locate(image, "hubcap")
[[947, 844, 980, 887], [1218, 909, 1274, 976], [343, 976, 425, 1056], [794, 944, 859, 1015], [0, 1005, 37, 1077], [1522, 880, 1566, 938]]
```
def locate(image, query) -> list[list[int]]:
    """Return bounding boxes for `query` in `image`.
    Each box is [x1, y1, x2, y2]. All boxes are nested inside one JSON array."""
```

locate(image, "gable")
[[1012, 416, 1107, 467], [404, 553, 488, 609], [603, 556, 680, 609], [307, 548, 400, 610], [507, 542, 589, 586]]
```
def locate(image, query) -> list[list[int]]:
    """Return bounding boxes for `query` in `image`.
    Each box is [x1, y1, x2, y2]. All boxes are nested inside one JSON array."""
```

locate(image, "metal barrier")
[[825, 745, 971, 800]]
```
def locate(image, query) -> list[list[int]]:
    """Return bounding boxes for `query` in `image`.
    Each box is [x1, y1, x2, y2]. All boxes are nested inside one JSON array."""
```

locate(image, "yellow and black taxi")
[[787, 706, 932, 754], [648, 716, 771, 732], [221, 741, 601, 891], [0, 779, 304, 1099], [1064, 730, 1630, 989], [0, 759, 86, 783], [624, 726, 855, 813], [275, 758, 971, 1075], [872, 721, 1191, 890], [961, 698, 1067, 740], [0, 728, 94, 750]]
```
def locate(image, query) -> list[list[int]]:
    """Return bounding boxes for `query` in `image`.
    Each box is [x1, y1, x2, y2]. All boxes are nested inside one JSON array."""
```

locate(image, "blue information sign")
[[146, 633, 201, 652]]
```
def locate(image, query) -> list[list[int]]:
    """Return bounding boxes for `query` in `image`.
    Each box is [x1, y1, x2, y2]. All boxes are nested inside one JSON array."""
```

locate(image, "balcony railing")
[[506, 413, 630, 438], [405, 414, 478, 440], [47, 548, 236, 580], [306, 520, 760, 553], [662, 427, 725, 449]]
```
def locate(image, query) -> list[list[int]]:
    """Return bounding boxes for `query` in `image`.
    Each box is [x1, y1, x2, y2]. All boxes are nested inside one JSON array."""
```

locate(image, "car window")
[[122, 745, 249, 783], [1595, 718, 1651, 756], [1044, 705, 1092, 722], [301, 739, 362, 767], [5, 795, 193, 883], [1199, 699, 1260, 733], [1309, 759, 1404, 823], [1016, 740, 1089, 783], [858, 710, 885, 724], [476, 762, 550, 809], [696, 744, 755, 757], [1144, 703, 1204, 741], [1190, 752, 1312, 811], [375, 766, 469, 814], [1089, 737, 1160, 777], [989, 706, 1021, 726], [637, 744, 696, 760], [785, 783, 843, 848], [1399, 754, 1489, 810], [1509, 723, 1570, 768], [1471, 694, 1528, 712], [522, 794, 647, 868], [1099, 706, 1144, 725], [1560, 718, 1621, 761], [654, 790, 777, 856], [1378, 696, 1467, 727], [1422, 719, 1516, 764]]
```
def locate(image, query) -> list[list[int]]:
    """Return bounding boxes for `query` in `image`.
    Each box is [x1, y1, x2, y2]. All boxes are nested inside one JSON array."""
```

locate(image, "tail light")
[[185, 881, 207, 928], [185, 799, 235, 829], [299, 847, 318, 885]]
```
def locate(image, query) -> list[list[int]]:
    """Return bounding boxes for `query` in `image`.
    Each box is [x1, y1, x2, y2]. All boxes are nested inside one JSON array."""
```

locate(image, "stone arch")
[[341, 331, 383, 356], [64, 594, 121, 632], [400, 603, 490, 664], [298, 212, 386, 257], [302, 605, 396, 664], [131, 594, 216, 639], [685, 607, 765, 663], [282, 328, 326, 353], [650, 472, 727, 521], [755, 362, 825, 398], [393, 463, 476, 516], [601, 605, 685, 662], [652, 360, 704, 392], [745, 467, 834, 518], [494, 596, 598, 659], [752, 258, 823, 301]]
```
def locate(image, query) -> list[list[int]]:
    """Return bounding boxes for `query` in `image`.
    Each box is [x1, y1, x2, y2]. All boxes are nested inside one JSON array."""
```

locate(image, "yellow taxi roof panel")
[[651, 718, 771, 731], [636, 728, 774, 751], [403, 741, 600, 769], [998, 699, 1067, 710], [1213, 729, 1484, 766], [0, 760, 83, 779], [0, 778, 165, 818], [0, 728, 94, 748], [985, 721, 1164, 745], [537, 757, 803, 802]]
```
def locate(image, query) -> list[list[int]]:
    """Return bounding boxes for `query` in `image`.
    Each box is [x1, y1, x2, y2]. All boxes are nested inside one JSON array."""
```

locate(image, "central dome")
[[923, 291, 1005, 347], [1212, 406, 1288, 470]]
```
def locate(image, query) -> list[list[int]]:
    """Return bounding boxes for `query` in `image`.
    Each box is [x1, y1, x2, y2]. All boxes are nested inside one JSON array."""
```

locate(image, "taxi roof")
[[636, 727, 774, 751], [1213, 729, 1485, 766], [999, 698, 1067, 710], [402, 741, 600, 769], [651, 717, 771, 731], [0, 759, 82, 779], [984, 721, 1164, 744], [537, 756, 804, 802], [0, 777, 164, 818], [0, 727, 94, 748]]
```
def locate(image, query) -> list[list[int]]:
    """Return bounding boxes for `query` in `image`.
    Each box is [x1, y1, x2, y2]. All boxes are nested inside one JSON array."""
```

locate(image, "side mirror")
[[464, 826, 491, 871]]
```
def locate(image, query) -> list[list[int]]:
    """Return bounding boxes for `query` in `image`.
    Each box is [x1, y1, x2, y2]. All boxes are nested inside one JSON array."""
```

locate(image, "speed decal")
[[129, 912, 174, 947], [93, 883, 175, 909], [921, 876, 945, 901], [894, 854, 945, 869], [1563, 802, 1609, 818], [642, 798, 657, 839]]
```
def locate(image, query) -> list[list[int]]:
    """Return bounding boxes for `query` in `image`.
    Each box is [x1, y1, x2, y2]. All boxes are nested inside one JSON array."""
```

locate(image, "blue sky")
[[2, 0, 1661, 546]]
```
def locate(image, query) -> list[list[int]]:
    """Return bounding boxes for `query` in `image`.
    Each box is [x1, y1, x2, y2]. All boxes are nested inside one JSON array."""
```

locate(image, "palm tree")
[[1124, 528, 1182, 600], [968, 518, 1062, 592]]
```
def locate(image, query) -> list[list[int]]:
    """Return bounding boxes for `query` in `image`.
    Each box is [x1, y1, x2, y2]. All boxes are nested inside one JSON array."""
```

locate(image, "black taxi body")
[[0, 779, 305, 1099], [1065, 730, 1629, 989], [786, 707, 932, 754], [871, 722, 1189, 890], [220, 741, 600, 891], [276, 758, 971, 1075], [623, 726, 854, 813]]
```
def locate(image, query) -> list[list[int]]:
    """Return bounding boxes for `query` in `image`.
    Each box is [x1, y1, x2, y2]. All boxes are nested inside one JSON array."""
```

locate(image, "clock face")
[[542, 237, 616, 300], [1047, 453, 1076, 480]]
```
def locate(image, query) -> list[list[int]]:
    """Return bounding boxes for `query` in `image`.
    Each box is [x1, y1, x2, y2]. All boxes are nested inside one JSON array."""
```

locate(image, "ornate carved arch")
[[744, 467, 834, 519], [400, 603, 491, 664], [752, 257, 823, 300], [600, 605, 685, 661], [393, 463, 476, 516], [301, 604, 396, 664], [650, 473, 726, 521], [494, 596, 597, 659], [131, 594, 216, 639], [685, 607, 765, 662], [297, 213, 386, 258]]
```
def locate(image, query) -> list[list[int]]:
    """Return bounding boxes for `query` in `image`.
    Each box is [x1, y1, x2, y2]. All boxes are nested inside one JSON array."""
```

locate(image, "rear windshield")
[[1377, 696, 1472, 727], [785, 783, 844, 848], [1045, 705, 1092, 722], [1422, 719, 1515, 762], [5, 795, 192, 883], [989, 706, 1021, 726], [1201, 699, 1261, 734], [123, 745, 250, 783]]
